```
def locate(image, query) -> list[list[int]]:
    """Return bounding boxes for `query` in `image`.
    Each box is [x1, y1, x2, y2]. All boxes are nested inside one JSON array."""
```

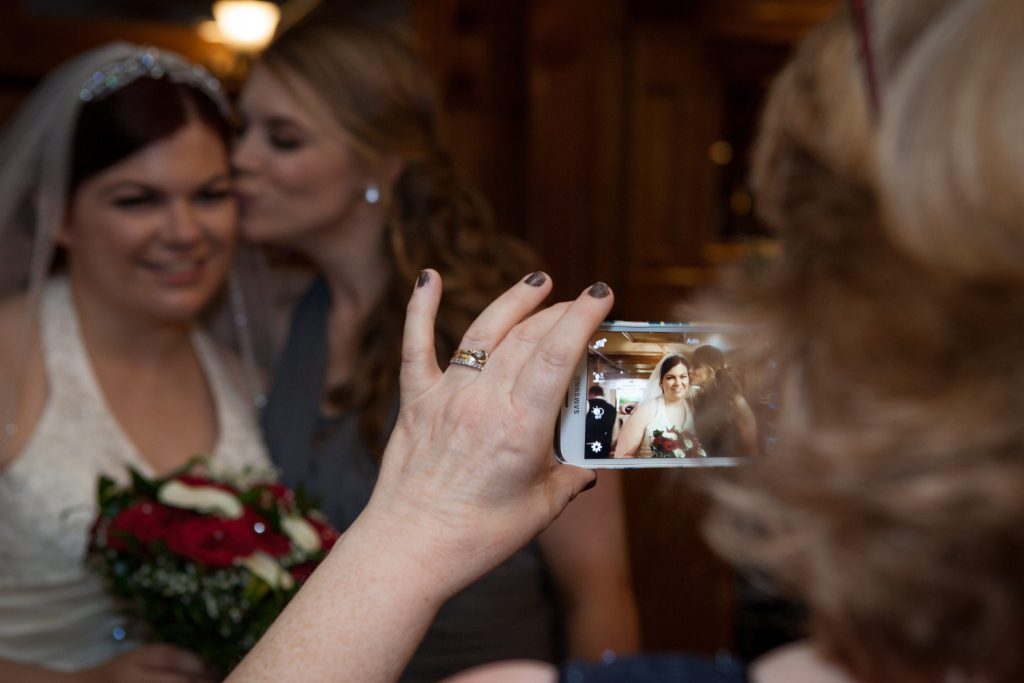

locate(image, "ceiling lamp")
[[212, 1, 281, 52]]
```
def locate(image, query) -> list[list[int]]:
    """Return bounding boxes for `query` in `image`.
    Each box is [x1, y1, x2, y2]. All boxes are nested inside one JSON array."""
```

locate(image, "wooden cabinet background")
[[415, 0, 836, 658], [417, 0, 836, 318]]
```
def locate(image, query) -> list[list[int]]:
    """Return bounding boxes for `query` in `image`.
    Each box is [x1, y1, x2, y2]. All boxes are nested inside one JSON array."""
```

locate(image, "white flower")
[[664, 431, 678, 440], [203, 460, 276, 489], [589, 441, 603, 453], [236, 551, 295, 591], [672, 448, 685, 458], [281, 515, 321, 553], [683, 438, 693, 449], [157, 480, 243, 519]]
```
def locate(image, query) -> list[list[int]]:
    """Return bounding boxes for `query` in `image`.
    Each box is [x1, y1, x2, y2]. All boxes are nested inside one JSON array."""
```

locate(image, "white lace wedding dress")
[[0, 278, 270, 671]]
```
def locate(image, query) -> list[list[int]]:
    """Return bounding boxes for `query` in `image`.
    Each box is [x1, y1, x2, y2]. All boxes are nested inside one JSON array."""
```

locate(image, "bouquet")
[[87, 459, 339, 676], [650, 428, 706, 458]]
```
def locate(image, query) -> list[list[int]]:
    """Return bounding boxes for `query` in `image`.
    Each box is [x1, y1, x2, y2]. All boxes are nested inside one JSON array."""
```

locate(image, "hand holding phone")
[[556, 322, 773, 468]]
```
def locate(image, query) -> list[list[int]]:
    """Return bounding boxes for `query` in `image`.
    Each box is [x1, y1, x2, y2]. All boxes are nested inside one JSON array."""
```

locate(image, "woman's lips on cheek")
[[235, 192, 264, 227], [234, 190, 256, 216]]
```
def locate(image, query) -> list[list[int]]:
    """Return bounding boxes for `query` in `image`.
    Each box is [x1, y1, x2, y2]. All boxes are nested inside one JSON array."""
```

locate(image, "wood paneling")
[[621, 469, 736, 654], [414, 0, 530, 243], [622, 21, 724, 317], [700, 0, 840, 43], [523, 0, 628, 303], [414, 0, 837, 318], [0, 4, 231, 82], [413, 0, 837, 659]]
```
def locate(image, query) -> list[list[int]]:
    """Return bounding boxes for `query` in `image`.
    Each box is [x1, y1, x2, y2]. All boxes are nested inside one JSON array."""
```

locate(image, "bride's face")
[[60, 118, 236, 323], [660, 363, 690, 401]]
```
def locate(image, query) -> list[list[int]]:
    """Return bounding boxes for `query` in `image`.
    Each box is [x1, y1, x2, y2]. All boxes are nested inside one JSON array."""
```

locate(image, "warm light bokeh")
[[212, 1, 281, 51]]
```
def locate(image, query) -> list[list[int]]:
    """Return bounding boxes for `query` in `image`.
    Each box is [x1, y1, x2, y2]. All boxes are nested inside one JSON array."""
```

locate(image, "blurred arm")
[[538, 470, 641, 659], [613, 403, 652, 458], [0, 660, 70, 683], [732, 395, 759, 456]]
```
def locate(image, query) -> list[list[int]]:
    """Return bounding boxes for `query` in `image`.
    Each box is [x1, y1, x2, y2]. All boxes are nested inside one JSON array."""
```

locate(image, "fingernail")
[[582, 477, 597, 493], [524, 271, 547, 287], [417, 270, 431, 288], [587, 282, 610, 298]]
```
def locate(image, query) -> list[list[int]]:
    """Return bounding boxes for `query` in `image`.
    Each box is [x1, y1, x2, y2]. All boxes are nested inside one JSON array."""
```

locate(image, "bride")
[[613, 353, 702, 458], [0, 44, 269, 680]]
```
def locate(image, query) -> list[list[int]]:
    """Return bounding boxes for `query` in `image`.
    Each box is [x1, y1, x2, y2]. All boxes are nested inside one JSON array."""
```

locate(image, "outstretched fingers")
[[483, 302, 571, 389], [447, 271, 553, 382], [511, 282, 614, 420], [401, 269, 444, 403]]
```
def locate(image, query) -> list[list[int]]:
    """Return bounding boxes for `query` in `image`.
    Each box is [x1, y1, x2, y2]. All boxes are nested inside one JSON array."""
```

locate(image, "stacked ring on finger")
[[449, 348, 489, 371]]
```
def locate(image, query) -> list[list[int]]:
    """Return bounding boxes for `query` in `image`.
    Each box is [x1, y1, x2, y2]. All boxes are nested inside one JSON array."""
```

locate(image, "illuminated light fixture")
[[212, 1, 281, 52], [197, 19, 226, 44]]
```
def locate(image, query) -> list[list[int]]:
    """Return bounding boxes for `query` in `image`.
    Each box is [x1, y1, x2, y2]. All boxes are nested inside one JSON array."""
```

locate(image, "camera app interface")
[[583, 328, 774, 461]]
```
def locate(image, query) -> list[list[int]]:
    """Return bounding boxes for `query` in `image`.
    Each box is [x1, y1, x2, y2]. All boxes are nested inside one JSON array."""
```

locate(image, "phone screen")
[[558, 322, 775, 468]]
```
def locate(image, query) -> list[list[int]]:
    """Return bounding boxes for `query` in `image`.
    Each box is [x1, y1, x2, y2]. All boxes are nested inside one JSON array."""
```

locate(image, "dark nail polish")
[[417, 270, 431, 288], [587, 282, 610, 298], [524, 271, 547, 287], [582, 477, 597, 493]]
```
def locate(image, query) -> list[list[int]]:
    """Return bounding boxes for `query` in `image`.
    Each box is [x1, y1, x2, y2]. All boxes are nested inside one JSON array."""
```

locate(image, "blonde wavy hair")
[[261, 15, 539, 453], [704, 1, 1024, 681]]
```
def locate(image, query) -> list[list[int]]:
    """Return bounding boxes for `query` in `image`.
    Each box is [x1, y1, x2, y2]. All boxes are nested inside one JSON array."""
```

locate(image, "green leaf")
[[160, 454, 209, 482], [129, 467, 159, 498], [96, 475, 119, 507], [242, 575, 271, 603]]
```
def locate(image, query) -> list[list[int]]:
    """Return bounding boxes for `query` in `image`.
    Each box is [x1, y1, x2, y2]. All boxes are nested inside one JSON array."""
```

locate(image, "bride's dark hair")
[[70, 77, 231, 197], [658, 355, 690, 384]]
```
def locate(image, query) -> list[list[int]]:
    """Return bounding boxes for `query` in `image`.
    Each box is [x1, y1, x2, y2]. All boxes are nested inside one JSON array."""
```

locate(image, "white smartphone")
[[556, 321, 774, 468]]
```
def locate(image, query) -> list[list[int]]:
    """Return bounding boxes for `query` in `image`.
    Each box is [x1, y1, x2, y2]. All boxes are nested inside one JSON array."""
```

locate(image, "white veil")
[[0, 43, 243, 462]]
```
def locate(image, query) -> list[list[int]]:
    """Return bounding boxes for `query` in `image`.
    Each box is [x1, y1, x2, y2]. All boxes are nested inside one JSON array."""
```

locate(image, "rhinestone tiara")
[[78, 47, 226, 109]]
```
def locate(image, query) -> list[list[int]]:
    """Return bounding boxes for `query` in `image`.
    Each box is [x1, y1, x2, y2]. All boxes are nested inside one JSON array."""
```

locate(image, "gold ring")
[[449, 348, 488, 371]]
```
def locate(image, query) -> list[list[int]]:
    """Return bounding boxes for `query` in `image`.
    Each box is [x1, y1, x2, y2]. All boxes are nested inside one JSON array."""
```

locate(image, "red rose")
[[166, 514, 261, 567], [288, 561, 318, 584], [165, 508, 293, 566], [252, 482, 296, 513], [251, 512, 291, 558], [105, 502, 190, 553], [305, 515, 340, 552], [176, 474, 238, 495]]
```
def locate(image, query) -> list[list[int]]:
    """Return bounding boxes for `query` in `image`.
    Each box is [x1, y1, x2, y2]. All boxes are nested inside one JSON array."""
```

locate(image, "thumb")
[[545, 464, 598, 516], [400, 269, 443, 403]]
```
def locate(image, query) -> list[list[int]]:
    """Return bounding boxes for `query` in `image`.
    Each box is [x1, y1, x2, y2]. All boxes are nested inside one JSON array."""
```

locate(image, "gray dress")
[[262, 279, 561, 682]]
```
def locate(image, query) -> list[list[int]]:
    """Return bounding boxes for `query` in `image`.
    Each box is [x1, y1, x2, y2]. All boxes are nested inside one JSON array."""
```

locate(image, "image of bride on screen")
[[613, 353, 706, 458]]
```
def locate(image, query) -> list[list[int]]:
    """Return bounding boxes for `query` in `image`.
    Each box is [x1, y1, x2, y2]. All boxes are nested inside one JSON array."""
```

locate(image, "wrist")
[[234, 512, 451, 682], [328, 506, 456, 614]]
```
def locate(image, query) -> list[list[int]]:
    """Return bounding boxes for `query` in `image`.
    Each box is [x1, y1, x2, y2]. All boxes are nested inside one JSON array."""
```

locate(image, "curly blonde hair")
[[704, 2, 1024, 681], [261, 16, 539, 453]]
